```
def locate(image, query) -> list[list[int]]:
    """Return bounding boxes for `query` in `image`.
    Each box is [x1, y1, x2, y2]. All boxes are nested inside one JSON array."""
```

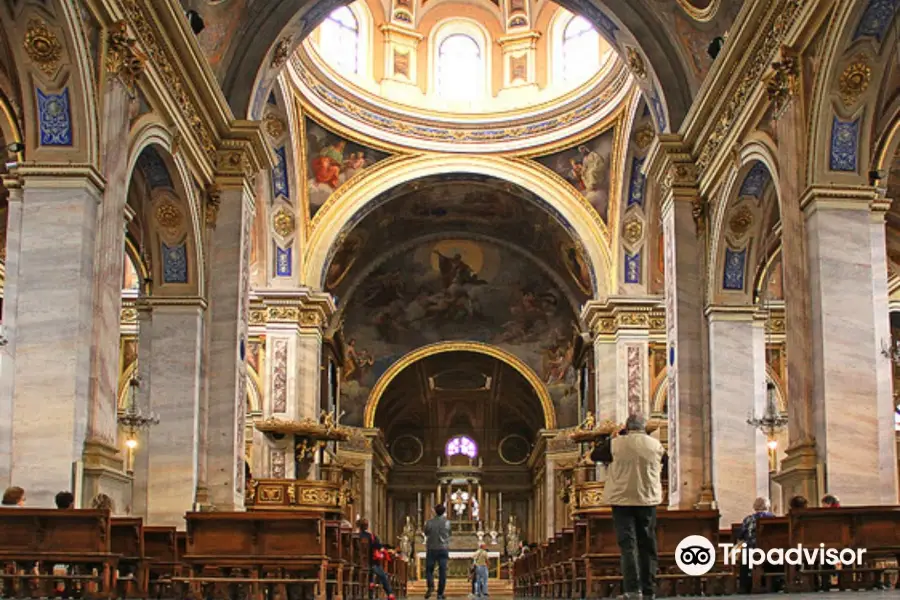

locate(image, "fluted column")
[[205, 147, 261, 511], [132, 298, 205, 526], [9, 168, 103, 506], [0, 180, 23, 489], [803, 187, 898, 504], [707, 306, 768, 526]]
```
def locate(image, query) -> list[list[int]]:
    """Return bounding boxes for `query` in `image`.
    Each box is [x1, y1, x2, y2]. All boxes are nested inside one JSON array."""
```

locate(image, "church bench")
[[0, 508, 118, 598], [750, 516, 789, 593], [143, 525, 180, 598], [175, 511, 331, 600], [111, 517, 147, 597], [787, 506, 900, 592]]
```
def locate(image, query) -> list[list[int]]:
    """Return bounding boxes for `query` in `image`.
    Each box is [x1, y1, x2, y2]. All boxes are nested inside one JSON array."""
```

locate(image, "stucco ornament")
[[24, 18, 63, 76]]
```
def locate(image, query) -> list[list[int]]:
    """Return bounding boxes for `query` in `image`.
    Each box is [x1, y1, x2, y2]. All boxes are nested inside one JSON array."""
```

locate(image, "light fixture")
[[125, 437, 138, 450], [766, 439, 778, 451]]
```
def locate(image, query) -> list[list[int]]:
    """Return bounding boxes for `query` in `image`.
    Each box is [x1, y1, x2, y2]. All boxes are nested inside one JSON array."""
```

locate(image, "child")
[[357, 518, 395, 600], [472, 543, 489, 598]]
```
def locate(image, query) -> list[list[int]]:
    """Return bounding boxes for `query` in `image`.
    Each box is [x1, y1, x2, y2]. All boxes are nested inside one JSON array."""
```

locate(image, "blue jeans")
[[424, 548, 449, 597], [371, 565, 392, 596], [474, 565, 489, 596]]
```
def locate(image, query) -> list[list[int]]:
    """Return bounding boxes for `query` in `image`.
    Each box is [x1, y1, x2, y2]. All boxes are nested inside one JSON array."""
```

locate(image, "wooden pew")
[[143, 526, 179, 598], [173, 511, 329, 600], [750, 516, 789, 593], [111, 517, 146, 598], [788, 506, 900, 592], [0, 508, 118, 598]]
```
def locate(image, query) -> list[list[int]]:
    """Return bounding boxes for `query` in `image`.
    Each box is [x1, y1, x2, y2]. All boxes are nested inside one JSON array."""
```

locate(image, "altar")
[[415, 550, 503, 580]]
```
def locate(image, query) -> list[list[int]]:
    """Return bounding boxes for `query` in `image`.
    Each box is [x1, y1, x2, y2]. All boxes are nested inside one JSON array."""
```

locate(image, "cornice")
[[799, 184, 883, 213], [248, 288, 337, 329], [135, 296, 208, 310], [581, 297, 666, 336], [16, 163, 106, 192]]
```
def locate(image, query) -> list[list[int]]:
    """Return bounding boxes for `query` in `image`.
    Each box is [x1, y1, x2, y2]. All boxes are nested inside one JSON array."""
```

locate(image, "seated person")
[[1, 486, 25, 506], [55, 491, 74, 509], [738, 497, 777, 594], [821, 494, 840, 508], [357, 518, 395, 600], [788, 495, 808, 511]]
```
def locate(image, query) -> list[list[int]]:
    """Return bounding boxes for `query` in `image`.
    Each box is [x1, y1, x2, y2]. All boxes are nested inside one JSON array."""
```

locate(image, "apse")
[[328, 174, 592, 429]]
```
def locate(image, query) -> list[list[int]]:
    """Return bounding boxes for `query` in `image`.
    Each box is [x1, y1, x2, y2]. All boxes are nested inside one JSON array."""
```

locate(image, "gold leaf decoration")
[[623, 216, 644, 245], [264, 113, 286, 139], [625, 47, 646, 79], [273, 209, 296, 238], [728, 205, 753, 237], [24, 19, 62, 76], [838, 57, 870, 108]]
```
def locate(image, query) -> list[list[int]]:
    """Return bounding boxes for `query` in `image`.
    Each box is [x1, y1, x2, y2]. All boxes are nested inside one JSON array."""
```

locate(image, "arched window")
[[445, 435, 478, 459], [560, 15, 600, 84], [319, 6, 360, 74], [437, 34, 483, 101]]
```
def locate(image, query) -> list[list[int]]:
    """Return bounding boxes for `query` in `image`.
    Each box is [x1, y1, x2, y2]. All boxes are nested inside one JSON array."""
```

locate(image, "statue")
[[506, 515, 520, 556], [581, 411, 595, 430], [400, 516, 414, 557], [488, 521, 499, 545], [320, 409, 336, 430]]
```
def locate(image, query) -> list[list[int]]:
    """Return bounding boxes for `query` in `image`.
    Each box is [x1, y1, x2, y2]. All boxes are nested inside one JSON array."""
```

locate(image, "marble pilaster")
[[707, 306, 768, 526], [83, 77, 134, 499], [0, 180, 23, 489], [10, 170, 103, 506], [544, 453, 555, 541], [132, 299, 205, 526], [206, 179, 255, 511], [803, 188, 898, 504]]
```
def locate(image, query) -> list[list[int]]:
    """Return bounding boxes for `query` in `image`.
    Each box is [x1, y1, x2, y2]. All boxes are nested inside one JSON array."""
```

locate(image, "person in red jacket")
[[358, 518, 395, 600]]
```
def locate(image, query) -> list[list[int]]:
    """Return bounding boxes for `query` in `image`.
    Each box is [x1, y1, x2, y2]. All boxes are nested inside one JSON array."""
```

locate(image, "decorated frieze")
[[247, 289, 336, 330], [581, 299, 666, 336]]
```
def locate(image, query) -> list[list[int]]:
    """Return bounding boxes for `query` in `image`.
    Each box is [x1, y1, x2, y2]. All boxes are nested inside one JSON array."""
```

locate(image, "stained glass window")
[[561, 15, 600, 84], [319, 6, 359, 74], [445, 435, 478, 458], [437, 34, 482, 101]]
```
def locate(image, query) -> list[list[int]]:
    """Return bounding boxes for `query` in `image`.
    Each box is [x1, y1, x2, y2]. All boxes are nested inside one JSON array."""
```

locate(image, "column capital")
[[581, 297, 665, 337], [704, 304, 764, 322], [799, 184, 882, 215], [214, 123, 273, 193], [497, 30, 541, 49], [379, 23, 424, 42], [250, 288, 337, 330], [16, 163, 106, 195]]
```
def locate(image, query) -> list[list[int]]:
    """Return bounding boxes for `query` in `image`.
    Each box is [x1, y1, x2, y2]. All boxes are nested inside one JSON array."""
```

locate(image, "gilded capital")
[[105, 21, 147, 93]]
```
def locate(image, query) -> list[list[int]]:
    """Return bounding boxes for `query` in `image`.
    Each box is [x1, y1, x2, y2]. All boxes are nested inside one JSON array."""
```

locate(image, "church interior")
[[0, 0, 900, 597]]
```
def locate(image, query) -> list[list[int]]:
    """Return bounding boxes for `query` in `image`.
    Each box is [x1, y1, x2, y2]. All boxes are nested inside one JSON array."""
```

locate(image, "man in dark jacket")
[[423, 504, 451, 599], [358, 518, 395, 600]]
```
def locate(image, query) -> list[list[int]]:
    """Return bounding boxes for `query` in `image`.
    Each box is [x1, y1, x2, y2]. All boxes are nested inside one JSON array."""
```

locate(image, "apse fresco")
[[338, 238, 581, 428], [534, 127, 615, 223], [305, 118, 389, 219]]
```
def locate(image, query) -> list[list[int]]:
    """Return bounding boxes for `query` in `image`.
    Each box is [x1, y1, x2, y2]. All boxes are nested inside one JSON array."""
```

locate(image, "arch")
[[363, 341, 557, 429], [127, 120, 206, 294], [225, 0, 690, 131], [303, 154, 613, 297], [707, 142, 781, 302], [560, 14, 602, 85], [429, 18, 490, 102]]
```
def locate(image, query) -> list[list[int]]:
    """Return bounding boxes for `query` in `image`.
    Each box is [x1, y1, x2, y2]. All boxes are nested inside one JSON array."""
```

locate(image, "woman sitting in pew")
[[1, 486, 25, 506], [737, 497, 778, 594], [357, 518, 396, 600]]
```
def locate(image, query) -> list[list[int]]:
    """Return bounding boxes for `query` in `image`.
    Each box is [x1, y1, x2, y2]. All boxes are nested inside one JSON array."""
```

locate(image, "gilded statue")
[[581, 411, 595, 430], [320, 409, 336, 431]]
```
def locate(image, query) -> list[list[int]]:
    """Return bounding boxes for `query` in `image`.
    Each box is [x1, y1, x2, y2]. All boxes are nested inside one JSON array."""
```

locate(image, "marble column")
[[10, 170, 103, 506], [657, 159, 707, 510], [707, 306, 768, 526], [0, 180, 23, 489], [133, 299, 205, 526], [206, 178, 255, 511], [804, 188, 898, 504], [83, 76, 133, 500], [544, 453, 555, 540]]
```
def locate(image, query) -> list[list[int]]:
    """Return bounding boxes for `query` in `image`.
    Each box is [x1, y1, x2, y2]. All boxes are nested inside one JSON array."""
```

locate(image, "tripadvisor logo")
[[675, 536, 868, 576]]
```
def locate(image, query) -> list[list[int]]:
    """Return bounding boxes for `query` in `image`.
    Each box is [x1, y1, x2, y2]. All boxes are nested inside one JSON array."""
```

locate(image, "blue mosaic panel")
[[624, 252, 641, 284], [723, 248, 747, 291], [37, 88, 72, 146], [137, 147, 173, 189], [162, 243, 188, 284], [829, 117, 859, 172], [627, 157, 646, 207], [276, 245, 292, 277], [854, 0, 899, 41], [739, 162, 770, 198], [650, 91, 666, 133], [272, 146, 290, 199]]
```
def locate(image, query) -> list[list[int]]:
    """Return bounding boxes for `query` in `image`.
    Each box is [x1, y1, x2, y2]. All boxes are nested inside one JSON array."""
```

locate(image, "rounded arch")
[[303, 153, 613, 297], [127, 120, 206, 294], [707, 143, 780, 302], [428, 18, 491, 101], [225, 0, 690, 130], [363, 341, 557, 429]]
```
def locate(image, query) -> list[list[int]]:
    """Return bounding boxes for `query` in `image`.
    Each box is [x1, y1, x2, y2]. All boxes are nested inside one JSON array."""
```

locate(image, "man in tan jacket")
[[592, 414, 664, 600]]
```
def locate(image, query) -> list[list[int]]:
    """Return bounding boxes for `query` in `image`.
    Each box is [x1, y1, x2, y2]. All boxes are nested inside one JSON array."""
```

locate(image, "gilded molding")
[[205, 184, 221, 229], [250, 290, 337, 329], [582, 299, 666, 336], [105, 21, 147, 93], [625, 47, 646, 80], [765, 55, 800, 120], [695, 0, 806, 174], [623, 216, 644, 246], [23, 18, 63, 77], [272, 208, 296, 238], [728, 205, 753, 238], [271, 37, 293, 68]]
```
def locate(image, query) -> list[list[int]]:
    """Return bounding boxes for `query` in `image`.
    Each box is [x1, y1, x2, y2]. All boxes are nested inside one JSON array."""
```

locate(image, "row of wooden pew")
[[513, 506, 900, 598], [0, 508, 408, 600]]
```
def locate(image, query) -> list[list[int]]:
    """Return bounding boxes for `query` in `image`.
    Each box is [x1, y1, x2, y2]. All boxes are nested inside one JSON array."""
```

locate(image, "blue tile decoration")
[[276, 245, 292, 277], [739, 162, 770, 198], [624, 252, 641, 284], [627, 157, 646, 207], [272, 146, 290, 199], [137, 147, 173, 189], [162, 243, 188, 284], [37, 88, 72, 146], [829, 117, 859, 172], [723, 248, 747, 290], [854, 0, 899, 41]]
